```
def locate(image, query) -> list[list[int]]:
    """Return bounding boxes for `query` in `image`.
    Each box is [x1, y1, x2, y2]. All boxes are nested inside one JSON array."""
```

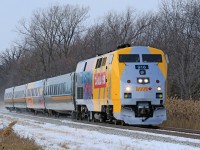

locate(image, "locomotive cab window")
[[142, 54, 162, 63], [119, 54, 140, 62]]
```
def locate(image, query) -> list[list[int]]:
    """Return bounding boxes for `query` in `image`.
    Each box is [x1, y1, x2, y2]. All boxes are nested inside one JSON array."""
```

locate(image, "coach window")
[[34, 89, 36, 96], [37, 88, 39, 96], [46, 86, 48, 95], [58, 84, 61, 95], [51, 85, 54, 95], [63, 83, 66, 94], [53, 85, 56, 95], [54, 85, 56, 95], [49, 86, 51, 95], [57, 84, 59, 95], [32, 89, 35, 97], [27, 90, 29, 97], [64, 83, 68, 94], [55, 84, 58, 95], [52, 85, 54, 95], [34, 88, 36, 96], [60, 83, 63, 94], [46, 86, 49, 95], [20, 91, 24, 98], [61, 83, 63, 95], [48, 86, 50, 95], [49, 86, 52, 95], [33, 89, 35, 96], [27, 89, 30, 97], [35, 88, 37, 96], [56, 84, 59, 95]]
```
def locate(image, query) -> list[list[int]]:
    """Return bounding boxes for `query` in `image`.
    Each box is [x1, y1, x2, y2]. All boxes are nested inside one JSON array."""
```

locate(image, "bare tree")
[[17, 5, 88, 76]]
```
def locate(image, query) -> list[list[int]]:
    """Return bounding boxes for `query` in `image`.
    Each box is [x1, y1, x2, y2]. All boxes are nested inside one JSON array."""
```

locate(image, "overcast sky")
[[0, 0, 161, 52]]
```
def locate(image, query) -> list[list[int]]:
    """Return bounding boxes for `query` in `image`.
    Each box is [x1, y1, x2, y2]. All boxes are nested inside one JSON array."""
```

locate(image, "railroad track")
[[75, 120, 200, 140], [1, 109, 200, 140]]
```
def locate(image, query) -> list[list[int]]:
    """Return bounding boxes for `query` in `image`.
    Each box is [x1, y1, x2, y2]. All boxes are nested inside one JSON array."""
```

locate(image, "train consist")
[[4, 46, 168, 125]]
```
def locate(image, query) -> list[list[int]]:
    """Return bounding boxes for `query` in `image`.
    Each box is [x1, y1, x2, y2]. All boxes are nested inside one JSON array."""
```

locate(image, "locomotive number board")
[[135, 65, 149, 69]]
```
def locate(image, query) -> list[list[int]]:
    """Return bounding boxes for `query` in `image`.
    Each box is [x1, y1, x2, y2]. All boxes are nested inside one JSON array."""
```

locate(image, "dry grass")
[[162, 98, 200, 130], [0, 121, 42, 150]]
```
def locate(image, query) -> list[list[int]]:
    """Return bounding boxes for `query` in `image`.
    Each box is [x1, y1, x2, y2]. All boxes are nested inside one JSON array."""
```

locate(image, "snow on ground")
[[0, 115, 199, 150], [0, 103, 200, 150]]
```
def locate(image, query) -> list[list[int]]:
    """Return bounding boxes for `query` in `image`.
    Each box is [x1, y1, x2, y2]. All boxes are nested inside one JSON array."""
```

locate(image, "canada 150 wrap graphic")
[[94, 72, 106, 88]]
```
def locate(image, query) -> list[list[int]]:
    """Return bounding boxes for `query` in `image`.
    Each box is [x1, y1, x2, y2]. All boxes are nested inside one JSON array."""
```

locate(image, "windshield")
[[119, 54, 140, 62], [142, 54, 162, 63]]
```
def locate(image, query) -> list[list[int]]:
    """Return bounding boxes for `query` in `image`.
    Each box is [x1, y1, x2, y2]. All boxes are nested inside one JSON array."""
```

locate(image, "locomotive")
[[4, 46, 168, 125]]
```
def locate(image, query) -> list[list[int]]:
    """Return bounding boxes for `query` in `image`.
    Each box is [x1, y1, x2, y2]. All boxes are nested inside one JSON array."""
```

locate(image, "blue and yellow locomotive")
[[4, 45, 168, 125]]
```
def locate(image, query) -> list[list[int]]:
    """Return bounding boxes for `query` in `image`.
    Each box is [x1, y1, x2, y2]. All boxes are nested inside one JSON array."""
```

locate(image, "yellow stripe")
[[4, 99, 13, 103], [112, 47, 132, 113], [13, 98, 26, 102], [51, 96, 73, 101], [148, 47, 167, 79]]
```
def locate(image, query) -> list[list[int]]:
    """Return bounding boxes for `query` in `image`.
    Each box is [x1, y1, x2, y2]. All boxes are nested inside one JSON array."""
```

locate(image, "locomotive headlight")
[[157, 86, 162, 91], [138, 79, 143, 83], [126, 86, 131, 91], [144, 78, 149, 83]]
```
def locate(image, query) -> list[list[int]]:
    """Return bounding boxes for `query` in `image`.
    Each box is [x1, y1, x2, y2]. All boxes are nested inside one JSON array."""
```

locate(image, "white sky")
[[0, 0, 161, 52]]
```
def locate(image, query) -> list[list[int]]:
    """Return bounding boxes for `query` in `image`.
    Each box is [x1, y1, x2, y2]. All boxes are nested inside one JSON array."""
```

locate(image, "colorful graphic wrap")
[[81, 72, 92, 99], [94, 72, 106, 88]]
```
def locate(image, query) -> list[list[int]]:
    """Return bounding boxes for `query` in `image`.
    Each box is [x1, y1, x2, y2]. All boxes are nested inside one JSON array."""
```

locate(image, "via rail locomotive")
[[4, 46, 169, 125]]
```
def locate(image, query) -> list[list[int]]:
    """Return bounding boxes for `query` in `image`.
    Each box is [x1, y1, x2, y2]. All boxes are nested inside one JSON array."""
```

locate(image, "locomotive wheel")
[[99, 118, 103, 123], [76, 113, 80, 120], [76, 113, 82, 120], [55, 112, 60, 118], [34, 110, 38, 116], [121, 120, 126, 126], [72, 111, 76, 119], [87, 113, 91, 122], [113, 120, 118, 125]]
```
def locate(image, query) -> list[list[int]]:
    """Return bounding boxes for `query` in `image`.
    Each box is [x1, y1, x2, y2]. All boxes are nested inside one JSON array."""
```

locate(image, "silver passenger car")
[[44, 73, 75, 112], [26, 80, 45, 109], [4, 87, 14, 109], [13, 84, 27, 108]]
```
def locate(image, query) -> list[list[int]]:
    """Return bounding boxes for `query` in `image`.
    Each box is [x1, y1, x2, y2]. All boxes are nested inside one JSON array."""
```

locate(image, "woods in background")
[[0, 0, 200, 100]]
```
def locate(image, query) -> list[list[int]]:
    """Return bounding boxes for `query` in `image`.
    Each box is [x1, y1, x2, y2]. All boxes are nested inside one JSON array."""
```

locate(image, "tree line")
[[0, 0, 200, 100]]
